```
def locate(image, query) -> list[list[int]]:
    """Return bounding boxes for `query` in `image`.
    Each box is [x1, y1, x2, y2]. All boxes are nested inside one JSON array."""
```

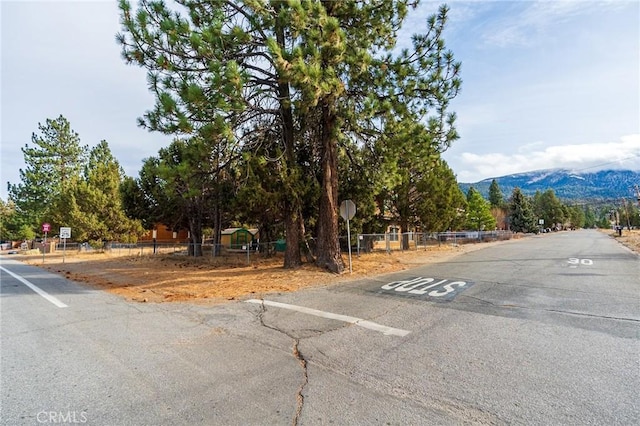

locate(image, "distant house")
[[140, 224, 189, 242], [220, 227, 259, 249]]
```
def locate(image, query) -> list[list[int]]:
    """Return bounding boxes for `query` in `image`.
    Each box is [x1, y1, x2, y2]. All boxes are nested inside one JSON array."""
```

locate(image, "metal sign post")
[[152, 229, 157, 255], [60, 227, 71, 263], [42, 223, 50, 263], [339, 200, 356, 274]]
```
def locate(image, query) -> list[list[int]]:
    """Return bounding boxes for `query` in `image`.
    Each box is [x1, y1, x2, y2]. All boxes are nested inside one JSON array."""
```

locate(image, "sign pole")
[[42, 231, 47, 263], [152, 229, 157, 255], [346, 213, 352, 274], [59, 227, 71, 263], [41, 223, 51, 263]]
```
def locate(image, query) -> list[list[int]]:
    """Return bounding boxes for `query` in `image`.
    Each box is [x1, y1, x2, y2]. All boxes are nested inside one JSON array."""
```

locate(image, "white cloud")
[[444, 1, 639, 182], [1, 0, 638, 200], [453, 134, 640, 182], [481, 0, 621, 48], [0, 1, 173, 200]]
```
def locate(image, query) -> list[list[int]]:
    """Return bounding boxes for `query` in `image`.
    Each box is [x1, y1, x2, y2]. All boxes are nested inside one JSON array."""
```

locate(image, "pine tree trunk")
[[188, 223, 203, 257], [212, 200, 222, 257], [283, 201, 302, 268], [315, 102, 344, 273], [187, 204, 203, 257], [280, 90, 302, 269], [275, 17, 303, 269], [298, 206, 315, 263], [400, 219, 410, 250]]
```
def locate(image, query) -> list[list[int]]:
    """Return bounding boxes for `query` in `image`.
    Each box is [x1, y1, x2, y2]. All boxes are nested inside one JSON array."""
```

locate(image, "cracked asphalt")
[[2, 229, 639, 425], [255, 300, 308, 425]]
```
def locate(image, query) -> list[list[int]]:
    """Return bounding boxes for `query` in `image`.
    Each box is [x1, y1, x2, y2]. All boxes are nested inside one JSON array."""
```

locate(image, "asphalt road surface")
[[1, 229, 638, 425]]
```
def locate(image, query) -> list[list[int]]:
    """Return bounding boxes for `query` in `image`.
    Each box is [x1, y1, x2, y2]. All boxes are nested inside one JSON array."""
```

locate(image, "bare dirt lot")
[[7, 229, 639, 304]]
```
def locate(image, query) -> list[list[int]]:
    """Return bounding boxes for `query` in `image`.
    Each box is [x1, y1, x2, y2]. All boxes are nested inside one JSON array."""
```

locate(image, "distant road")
[[2, 229, 638, 425]]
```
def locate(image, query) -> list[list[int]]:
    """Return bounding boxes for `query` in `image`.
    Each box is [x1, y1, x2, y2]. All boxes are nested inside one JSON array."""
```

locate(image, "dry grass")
[[605, 228, 640, 254], [12, 230, 637, 304], [17, 242, 491, 304]]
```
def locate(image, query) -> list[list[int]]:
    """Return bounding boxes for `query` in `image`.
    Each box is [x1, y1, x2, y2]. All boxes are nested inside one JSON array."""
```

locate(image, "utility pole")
[[621, 198, 632, 231]]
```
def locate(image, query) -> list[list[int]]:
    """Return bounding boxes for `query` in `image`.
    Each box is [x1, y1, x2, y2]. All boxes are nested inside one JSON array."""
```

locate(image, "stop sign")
[[42, 223, 51, 232], [339, 200, 356, 221]]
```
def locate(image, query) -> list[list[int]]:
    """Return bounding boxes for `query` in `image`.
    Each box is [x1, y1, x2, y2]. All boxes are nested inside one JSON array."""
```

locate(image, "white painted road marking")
[[568, 258, 593, 268], [0, 266, 68, 308], [379, 277, 472, 301], [246, 299, 410, 337]]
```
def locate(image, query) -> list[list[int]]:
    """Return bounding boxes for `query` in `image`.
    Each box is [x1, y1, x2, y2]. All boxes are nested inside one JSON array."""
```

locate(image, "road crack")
[[291, 339, 308, 426], [255, 300, 309, 426]]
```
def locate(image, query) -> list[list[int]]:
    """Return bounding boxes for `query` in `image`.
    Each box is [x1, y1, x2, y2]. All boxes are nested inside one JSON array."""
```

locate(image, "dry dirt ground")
[[7, 230, 639, 304]]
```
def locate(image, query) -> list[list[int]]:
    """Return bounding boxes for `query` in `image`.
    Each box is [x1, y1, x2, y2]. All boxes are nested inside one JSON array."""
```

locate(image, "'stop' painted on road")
[[375, 277, 473, 301]]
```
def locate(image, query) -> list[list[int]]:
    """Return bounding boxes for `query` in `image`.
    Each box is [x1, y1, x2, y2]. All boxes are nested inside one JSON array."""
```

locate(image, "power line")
[[568, 154, 640, 174]]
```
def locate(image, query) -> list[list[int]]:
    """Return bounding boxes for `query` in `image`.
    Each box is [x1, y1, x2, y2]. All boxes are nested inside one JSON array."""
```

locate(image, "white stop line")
[[246, 299, 410, 337], [0, 266, 68, 308]]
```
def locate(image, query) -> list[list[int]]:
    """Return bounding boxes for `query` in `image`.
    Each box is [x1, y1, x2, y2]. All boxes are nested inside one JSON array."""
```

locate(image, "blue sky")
[[434, 0, 639, 182], [1, 0, 639, 201]]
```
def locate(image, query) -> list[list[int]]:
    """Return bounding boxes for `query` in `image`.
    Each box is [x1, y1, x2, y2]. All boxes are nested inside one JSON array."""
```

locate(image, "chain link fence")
[[353, 230, 513, 254], [46, 230, 512, 261]]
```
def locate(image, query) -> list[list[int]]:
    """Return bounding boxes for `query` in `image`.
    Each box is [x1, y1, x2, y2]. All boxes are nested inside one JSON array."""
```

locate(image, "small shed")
[[220, 228, 259, 249], [140, 224, 189, 242]]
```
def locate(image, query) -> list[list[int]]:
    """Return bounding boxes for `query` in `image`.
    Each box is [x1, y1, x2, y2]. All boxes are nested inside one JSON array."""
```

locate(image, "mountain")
[[459, 169, 640, 202]]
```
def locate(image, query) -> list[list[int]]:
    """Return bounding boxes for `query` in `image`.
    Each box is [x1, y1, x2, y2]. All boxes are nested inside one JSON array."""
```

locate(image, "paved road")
[[1, 229, 638, 425]]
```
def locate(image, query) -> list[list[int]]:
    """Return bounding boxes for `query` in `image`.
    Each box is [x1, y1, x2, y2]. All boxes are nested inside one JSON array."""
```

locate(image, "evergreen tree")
[[595, 212, 611, 229], [117, 0, 461, 272], [534, 189, 566, 229], [271, 2, 461, 267], [233, 120, 318, 256], [487, 179, 508, 229], [8, 115, 87, 228], [566, 205, 585, 229], [464, 187, 496, 231], [120, 159, 169, 230], [619, 199, 639, 229], [7, 118, 143, 243], [375, 118, 443, 242], [85, 142, 144, 242], [118, 0, 309, 267], [583, 205, 597, 228], [48, 141, 144, 243], [0, 198, 29, 241], [124, 138, 231, 256], [416, 160, 467, 232], [488, 179, 504, 208], [158, 140, 211, 256], [509, 187, 536, 233], [233, 151, 286, 254]]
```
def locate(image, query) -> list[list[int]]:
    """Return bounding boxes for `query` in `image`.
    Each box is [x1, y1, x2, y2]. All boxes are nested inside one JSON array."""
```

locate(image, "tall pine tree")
[[509, 187, 536, 233], [8, 115, 87, 229], [488, 179, 504, 208], [464, 187, 496, 231], [118, 0, 461, 272]]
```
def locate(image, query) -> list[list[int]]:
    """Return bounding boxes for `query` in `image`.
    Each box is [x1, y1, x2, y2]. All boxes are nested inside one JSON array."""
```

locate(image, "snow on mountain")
[[459, 169, 640, 201]]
